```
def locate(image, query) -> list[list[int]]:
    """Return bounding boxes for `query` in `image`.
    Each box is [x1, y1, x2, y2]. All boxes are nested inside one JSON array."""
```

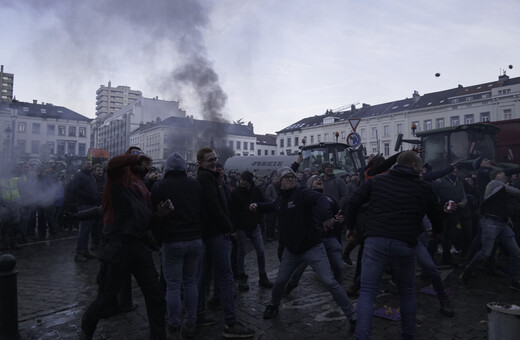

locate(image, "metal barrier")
[[0, 254, 20, 340]]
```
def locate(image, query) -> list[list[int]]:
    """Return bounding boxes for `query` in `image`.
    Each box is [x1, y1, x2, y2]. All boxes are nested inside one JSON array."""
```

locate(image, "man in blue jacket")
[[346, 151, 444, 340], [252, 166, 356, 327]]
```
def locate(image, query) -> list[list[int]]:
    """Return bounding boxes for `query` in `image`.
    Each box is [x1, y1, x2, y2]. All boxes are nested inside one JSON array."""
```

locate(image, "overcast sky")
[[1, 0, 519, 134]]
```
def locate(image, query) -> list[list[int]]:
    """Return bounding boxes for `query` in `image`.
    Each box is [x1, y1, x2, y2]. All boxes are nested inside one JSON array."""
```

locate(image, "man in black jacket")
[[253, 167, 355, 326], [346, 151, 444, 340], [195, 147, 255, 339], [231, 171, 273, 291]]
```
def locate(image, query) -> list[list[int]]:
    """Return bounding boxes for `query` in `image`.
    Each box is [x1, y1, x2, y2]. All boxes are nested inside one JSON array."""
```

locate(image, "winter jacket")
[[257, 186, 332, 254], [231, 185, 266, 232], [72, 169, 98, 207], [346, 165, 444, 245], [197, 167, 234, 239], [151, 171, 203, 243]]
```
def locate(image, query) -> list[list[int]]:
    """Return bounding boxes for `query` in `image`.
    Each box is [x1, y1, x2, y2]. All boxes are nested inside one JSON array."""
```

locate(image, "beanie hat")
[[277, 166, 296, 180], [321, 161, 333, 172], [240, 171, 255, 186], [306, 175, 319, 189], [163, 152, 186, 174], [473, 156, 484, 170]]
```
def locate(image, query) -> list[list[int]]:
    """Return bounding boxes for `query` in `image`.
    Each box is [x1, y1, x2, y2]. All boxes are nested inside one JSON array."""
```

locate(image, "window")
[[450, 116, 459, 126], [250, 142, 254, 150], [18, 122, 26, 133], [310, 135, 314, 144], [31, 140, 40, 153], [371, 142, 378, 153], [236, 141, 241, 150], [464, 114, 474, 124], [69, 126, 76, 136], [78, 143, 86, 156], [341, 131, 346, 141], [384, 143, 390, 157], [17, 140, 26, 153], [265, 150, 269, 155], [280, 139, 284, 147], [480, 112, 490, 122], [229, 140, 233, 149], [324, 133, 328, 142], [67, 142, 76, 155], [271, 150, 275, 155], [397, 124, 403, 135], [244, 141, 248, 150], [317, 134, 321, 142], [287, 138, 291, 147], [383, 125, 389, 137], [57, 141, 66, 155], [371, 127, 377, 138], [436, 118, 445, 129], [58, 126, 66, 136], [411, 121, 420, 132], [258, 149, 261, 156], [361, 128, 366, 139], [424, 120, 432, 131], [294, 137, 298, 146], [46, 142, 54, 154], [32, 123, 41, 134], [47, 124, 55, 135], [503, 109, 512, 120], [79, 127, 86, 137]]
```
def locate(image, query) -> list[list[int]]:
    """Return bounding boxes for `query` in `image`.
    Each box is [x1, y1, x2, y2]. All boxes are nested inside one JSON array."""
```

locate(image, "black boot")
[[259, 273, 273, 288]]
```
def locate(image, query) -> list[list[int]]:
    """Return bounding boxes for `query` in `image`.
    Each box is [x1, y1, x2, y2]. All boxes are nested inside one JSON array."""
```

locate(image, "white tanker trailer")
[[224, 142, 366, 178]]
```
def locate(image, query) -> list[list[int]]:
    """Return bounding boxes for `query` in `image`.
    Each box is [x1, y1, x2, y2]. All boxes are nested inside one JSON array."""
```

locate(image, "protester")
[[346, 151, 444, 340], [151, 152, 204, 339]]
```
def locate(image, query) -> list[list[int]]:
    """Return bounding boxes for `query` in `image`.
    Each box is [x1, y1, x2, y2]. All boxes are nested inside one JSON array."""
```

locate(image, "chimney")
[[33, 100, 37, 104], [362, 103, 370, 108], [412, 90, 420, 104], [351, 105, 356, 113], [1, 65, 3, 72], [498, 73, 509, 84]]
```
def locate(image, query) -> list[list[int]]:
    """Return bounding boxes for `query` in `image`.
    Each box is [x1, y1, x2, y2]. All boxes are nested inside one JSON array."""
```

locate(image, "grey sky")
[[1, 0, 519, 134]]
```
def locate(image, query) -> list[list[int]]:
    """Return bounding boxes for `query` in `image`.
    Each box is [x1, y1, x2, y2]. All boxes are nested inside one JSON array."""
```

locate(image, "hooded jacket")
[[481, 180, 520, 220], [231, 183, 266, 232]]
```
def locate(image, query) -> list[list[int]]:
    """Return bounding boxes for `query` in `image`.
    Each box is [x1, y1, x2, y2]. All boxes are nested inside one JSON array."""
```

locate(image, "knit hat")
[[240, 171, 255, 186], [473, 156, 484, 170], [163, 152, 186, 174], [277, 166, 296, 180], [321, 162, 333, 172], [306, 175, 319, 189]]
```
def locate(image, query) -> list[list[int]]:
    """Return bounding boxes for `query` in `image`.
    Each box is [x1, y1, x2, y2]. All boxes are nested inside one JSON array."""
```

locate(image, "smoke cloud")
[[1, 0, 228, 123]]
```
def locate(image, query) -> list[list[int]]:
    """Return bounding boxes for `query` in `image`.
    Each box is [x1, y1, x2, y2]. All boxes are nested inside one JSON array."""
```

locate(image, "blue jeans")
[[357, 237, 416, 340], [237, 226, 266, 276], [466, 216, 520, 280], [76, 217, 94, 255], [271, 243, 355, 317], [197, 234, 236, 326], [416, 234, 448, 302], [289, 236, 344, 286], [162, 239, 204, 327]]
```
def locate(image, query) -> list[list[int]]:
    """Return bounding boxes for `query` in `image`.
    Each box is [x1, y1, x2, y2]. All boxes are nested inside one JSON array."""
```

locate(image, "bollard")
[[0, 254, 20, 340], [487, 302, 520, 340]]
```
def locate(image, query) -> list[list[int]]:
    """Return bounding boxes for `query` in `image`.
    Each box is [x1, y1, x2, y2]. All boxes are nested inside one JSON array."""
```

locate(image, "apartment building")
[[95, 81, 142, 116], [1, 65, 14, 102]]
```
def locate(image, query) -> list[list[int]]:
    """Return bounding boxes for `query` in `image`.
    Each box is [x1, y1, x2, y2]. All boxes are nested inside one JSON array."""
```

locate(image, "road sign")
[[349, 118, 361, 131], [346, 132, 361, 148]]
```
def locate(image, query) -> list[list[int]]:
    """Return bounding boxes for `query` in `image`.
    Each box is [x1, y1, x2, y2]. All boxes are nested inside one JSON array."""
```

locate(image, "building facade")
[[91, 97, 186, 157], [1, 65, 14, 102], [255, 134, 278, 156], [95, 81, 142, 116], [276, 74, 520, 158], [0, 100, 91, 162], [129, 116, 257, 164]]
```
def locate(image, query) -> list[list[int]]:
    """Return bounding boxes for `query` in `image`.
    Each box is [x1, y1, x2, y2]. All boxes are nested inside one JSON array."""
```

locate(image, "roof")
[[0, 100, 92, 122], [255, 134, 277, 146], [277, 75, 520, 133], [132, 116, 256, 137]]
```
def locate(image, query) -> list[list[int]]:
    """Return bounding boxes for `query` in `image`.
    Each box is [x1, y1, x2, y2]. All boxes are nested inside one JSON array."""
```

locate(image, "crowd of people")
[[2, 146, 520, 340]]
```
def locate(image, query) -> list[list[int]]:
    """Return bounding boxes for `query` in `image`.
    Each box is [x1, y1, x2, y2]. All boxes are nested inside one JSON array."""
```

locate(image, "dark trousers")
[[81, 237, 166, 339]]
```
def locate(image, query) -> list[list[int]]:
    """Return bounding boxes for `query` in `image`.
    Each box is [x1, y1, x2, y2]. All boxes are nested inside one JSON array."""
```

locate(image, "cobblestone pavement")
[[3, 231, 519, 339]]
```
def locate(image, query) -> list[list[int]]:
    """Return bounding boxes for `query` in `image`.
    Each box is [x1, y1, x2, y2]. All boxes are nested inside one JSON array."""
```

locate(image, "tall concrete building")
[[1, 65, 14, 102], [95, 81, 142, 116]]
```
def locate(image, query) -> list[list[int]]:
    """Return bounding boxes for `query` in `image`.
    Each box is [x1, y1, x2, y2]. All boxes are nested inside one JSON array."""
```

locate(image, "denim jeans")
[[162, 239, 204, 327], [416, 234, 448, 302], [197, 234, 237, 326], [237, 226, 266, 276], [288, 236, 344, 286], [271, 243, 355, 317], [357, 237, 416, 340], [466, 216, 520, 280]]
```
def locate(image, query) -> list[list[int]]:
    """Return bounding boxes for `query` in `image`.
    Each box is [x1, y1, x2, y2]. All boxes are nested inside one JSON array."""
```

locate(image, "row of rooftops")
[[0, 100, 92, 122], [277, 74, 520, 134]]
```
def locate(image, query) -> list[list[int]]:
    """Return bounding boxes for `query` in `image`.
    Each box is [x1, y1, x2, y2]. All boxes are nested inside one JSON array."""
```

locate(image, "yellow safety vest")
[[0, 177, 20, 202]]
